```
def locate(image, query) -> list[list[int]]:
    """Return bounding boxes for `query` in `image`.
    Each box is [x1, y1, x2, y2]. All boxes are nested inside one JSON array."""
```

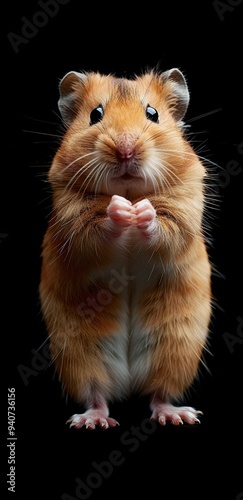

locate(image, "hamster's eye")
[[146, 105, 159, 123], [90, 105, 104, 125]]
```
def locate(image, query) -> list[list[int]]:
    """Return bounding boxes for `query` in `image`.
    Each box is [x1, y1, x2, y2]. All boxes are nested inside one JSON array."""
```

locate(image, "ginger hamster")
[[39, 68, 212, 429]]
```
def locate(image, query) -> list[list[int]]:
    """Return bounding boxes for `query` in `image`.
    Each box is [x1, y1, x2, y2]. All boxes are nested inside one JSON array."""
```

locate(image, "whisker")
[[23, 115, 61, 127], [23, 129, 62, 139], [187, 108, 222, 123], [159, 159, 185, 187], [77, 161, 101, 193], [51, 217, 79, 240], [28, 164, 51, 168], [64, 157, 98, 193], [144, 164, 162, 193], [104, 166, 110, 193], [61, 151, 96, 174], [94, 163, 110, 194]]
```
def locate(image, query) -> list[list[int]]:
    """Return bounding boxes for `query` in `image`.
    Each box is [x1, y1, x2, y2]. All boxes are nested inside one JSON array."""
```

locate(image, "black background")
[[2, 1, 243, 499]]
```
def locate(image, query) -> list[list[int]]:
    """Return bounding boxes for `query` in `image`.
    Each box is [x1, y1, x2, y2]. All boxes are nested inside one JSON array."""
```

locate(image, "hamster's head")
[[49, 68, 202, 199]]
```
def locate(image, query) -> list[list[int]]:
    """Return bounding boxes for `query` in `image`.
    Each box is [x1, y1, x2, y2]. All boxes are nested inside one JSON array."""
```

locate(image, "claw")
[[66, 412, 120, 430], [150, 402, 203, 426]]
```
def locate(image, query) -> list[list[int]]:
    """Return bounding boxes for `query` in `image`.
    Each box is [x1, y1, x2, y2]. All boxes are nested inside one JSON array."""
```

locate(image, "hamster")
[[39, 67, 212, 429]]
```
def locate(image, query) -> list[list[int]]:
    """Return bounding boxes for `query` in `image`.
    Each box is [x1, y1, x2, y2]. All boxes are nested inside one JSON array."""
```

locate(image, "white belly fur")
[[97, 241, 162, 399]]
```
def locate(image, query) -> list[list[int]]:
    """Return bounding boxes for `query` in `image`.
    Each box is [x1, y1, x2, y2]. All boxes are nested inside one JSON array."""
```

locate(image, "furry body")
[[39, 69, 211, 428]]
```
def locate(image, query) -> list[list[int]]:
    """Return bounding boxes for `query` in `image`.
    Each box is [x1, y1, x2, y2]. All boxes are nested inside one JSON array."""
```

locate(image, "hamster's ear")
[[58, 71, 87, 125], [162, 68, 190, 121]]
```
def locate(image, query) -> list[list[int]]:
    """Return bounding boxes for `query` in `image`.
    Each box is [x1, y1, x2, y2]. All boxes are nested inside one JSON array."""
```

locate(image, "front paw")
[[107, 195, 136, 235], [133, 199, 157, 236]]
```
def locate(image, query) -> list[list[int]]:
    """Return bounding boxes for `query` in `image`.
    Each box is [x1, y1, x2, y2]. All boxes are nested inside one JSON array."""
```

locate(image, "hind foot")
[[67, 411, 119, 430], [66, 395, 119, 430], [150, 399, 202, 426]]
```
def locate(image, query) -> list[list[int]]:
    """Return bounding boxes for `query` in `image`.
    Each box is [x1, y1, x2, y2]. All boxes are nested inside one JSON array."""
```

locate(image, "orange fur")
[[39, 68, 212, 424]]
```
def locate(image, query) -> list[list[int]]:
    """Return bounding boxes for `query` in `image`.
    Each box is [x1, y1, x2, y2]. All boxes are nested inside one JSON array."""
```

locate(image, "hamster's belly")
[[96, 247, 161, 399]]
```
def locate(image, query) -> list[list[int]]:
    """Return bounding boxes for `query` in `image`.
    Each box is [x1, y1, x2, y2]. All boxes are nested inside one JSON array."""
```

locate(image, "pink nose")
[[115, 133, 136, 160], [117, 148, 134, 159]]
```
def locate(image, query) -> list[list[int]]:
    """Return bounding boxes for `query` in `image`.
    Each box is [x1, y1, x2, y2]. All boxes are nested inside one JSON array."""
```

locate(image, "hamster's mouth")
[[120, 173, 139, 180], [111, 164, 143, 182]]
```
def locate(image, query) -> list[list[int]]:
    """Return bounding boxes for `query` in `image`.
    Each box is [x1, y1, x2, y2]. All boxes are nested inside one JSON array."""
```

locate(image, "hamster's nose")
[[115, 132, 137, 160]]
